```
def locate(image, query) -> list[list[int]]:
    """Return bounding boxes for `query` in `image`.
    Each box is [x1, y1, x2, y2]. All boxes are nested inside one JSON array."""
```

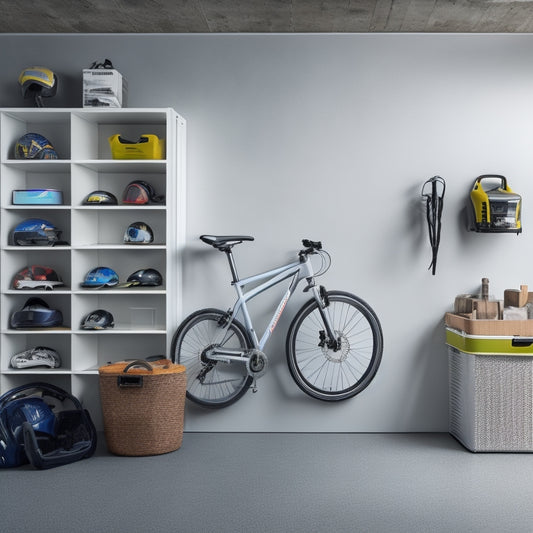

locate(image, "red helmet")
[[12, 265, 64, 290]]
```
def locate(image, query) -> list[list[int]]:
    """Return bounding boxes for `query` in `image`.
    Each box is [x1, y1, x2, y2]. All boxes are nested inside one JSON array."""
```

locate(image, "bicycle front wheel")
[[171, 309, 253, 408], [286, 291, 383, 401]]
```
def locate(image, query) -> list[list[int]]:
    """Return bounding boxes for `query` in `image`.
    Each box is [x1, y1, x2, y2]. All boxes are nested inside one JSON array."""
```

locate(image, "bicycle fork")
[[308, 283, 342, 352]]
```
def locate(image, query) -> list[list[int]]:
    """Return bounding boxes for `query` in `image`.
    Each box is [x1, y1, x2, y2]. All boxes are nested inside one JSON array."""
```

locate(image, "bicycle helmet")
[[0, 383, 97, 469], [122, 180, 164, 205], [122, 268, 163, 287], [10, 347, 61, 369], [15, 133, 58, 160], [11, 218, 64, 246], [18, 67, 58, 107], [124, 221, 154, 244], [82, 190, 118, 205], [81, 309, 114, 330], [12, 265, 64, 290], [81, 266, 119, 288], [10, 297, 63, 328]]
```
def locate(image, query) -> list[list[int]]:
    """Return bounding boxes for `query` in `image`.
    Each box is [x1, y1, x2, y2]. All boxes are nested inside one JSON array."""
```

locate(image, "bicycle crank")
[[246, 349, 268, 379]]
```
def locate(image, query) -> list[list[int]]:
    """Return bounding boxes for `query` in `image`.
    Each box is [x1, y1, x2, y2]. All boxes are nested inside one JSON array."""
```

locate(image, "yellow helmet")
[[18, 66, 57, 105]]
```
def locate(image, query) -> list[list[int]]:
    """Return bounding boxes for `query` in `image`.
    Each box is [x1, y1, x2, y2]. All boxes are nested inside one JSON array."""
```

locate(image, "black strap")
[[88, 59, 114, 69], [421, 176, 446, 275]]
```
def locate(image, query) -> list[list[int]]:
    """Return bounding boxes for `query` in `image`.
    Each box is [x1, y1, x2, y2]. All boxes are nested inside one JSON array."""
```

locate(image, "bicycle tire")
[[171, 308, 253, 408], [286, 291, 383, 401]]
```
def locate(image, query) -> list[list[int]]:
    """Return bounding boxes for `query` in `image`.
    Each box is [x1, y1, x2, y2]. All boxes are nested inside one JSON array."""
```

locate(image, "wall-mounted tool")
[[469, 175, 522, 234], [422, 176, 445, 275]]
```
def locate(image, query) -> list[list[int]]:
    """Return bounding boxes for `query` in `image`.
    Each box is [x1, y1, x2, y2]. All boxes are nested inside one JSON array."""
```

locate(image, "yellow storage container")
[[108, 133, 164, 160]]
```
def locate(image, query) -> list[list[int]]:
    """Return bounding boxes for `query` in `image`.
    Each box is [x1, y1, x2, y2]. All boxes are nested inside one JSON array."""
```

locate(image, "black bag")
[[0, 382, 97, 469]]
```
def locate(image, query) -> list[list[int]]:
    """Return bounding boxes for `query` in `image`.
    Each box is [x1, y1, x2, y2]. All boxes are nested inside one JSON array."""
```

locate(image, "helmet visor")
[[123, 184, 149, 204]]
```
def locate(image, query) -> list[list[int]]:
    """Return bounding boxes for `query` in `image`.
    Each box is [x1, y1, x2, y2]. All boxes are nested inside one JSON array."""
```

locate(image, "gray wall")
[[2, 33, 533, 432]]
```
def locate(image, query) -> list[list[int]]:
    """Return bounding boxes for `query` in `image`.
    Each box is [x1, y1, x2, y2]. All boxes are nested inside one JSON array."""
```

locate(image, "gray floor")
[[3, 432, 533, 533]]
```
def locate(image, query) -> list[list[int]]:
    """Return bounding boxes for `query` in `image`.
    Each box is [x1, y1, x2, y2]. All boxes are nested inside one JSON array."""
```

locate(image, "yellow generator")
[[469, 175, 522, 234]]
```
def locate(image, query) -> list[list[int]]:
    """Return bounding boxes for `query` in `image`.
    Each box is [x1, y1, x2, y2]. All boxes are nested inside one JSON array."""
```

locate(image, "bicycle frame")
[[208, 251, 330, 364]]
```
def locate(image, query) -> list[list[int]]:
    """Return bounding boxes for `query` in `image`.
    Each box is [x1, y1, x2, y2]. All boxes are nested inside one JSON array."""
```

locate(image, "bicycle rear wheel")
[[286, 291, 383, 401], [171, 309, 253, 408]]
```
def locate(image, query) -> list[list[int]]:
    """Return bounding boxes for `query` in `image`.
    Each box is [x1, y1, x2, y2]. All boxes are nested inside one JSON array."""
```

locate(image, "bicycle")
[[171, 235, 383, 408]]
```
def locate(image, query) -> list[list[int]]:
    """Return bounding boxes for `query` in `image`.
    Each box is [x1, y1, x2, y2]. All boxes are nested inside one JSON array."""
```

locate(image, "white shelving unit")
[[0, 108, 186, 429]]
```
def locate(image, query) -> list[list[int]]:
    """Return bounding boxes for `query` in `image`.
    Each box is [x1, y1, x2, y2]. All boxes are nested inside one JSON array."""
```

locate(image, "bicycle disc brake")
[[246, 349, 268, 379]]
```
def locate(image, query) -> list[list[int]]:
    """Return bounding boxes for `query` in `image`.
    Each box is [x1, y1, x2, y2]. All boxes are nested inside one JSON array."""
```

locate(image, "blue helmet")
[[0, 397, 56, 468], [0, 383, 97, 469], [12, 218, 63, 246], [15, 133, 58, 159], [81, 266, 119, 288]]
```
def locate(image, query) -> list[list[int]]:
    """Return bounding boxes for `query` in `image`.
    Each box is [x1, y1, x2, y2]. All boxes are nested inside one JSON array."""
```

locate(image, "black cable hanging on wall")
[[421, 176, 446, 275]]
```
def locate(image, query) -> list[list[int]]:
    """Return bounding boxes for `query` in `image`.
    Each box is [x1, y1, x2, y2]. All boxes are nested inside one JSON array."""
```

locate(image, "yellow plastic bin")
[[99, 359, 186, 456], [446, 327, 533, 452]]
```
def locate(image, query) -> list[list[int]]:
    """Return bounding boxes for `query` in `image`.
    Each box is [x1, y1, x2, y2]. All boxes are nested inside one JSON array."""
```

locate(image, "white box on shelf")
[[83, 69, 128, 108]]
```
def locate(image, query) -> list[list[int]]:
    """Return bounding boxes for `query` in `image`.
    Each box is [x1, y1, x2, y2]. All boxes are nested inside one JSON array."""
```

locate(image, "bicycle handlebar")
[[300, 239, 322, 257]]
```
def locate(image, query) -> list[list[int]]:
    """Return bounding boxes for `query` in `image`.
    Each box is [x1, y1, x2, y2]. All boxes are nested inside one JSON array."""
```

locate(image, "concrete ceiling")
[[3, 0, 533, 33]]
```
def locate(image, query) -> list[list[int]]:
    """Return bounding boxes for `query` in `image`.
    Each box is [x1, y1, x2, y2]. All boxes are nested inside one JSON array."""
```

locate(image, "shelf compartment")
[[1, 331, 72, 372], [2, 247, 71, 291], [71, 208, 166, 246], [71, 111, 168, 160], [1, 110, 71, 161], [0, 373, 71, 396], [71, 163, 166, 206], [72, 248, 167, 290], [2, 208, 71, 246], [73, 292, 166, 331], [71, 332, 167, 372], [0, 164, 71, 208], [3, 292, 72, 330]]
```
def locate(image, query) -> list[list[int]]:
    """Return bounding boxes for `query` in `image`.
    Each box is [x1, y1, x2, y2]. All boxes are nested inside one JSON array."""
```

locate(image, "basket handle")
[[123, 360, 153, 373]]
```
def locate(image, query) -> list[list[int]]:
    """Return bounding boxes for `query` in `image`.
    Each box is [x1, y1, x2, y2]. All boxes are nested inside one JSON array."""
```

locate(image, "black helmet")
[[12, 265, 64, 290], [10, 347, 61, 369], [18, 66, 58, 107], [123, 268, 163, 287], [10, 297, 63, 328], [122, 180, 164, 205], [11, 218, 64, 246], [82, 190, 118, 205], [124, 221, 154, 244], [81, 309, 114, 330]]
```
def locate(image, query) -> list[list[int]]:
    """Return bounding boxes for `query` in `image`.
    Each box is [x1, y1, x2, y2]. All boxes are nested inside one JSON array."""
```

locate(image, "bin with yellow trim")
[[99, 359, 186, 456], [446, 327, 533, 452]]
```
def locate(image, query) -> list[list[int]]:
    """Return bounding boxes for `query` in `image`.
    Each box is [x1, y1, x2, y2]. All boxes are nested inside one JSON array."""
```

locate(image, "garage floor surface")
[[3, 432, 533, 532]]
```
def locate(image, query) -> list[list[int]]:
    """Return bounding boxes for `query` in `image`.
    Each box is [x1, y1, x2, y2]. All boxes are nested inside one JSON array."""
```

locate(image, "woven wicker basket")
[[99, 359, 186, 456]]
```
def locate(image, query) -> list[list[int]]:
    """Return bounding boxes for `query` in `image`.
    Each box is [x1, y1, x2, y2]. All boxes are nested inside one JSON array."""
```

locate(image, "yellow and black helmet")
[[18, 66, 58, 105]]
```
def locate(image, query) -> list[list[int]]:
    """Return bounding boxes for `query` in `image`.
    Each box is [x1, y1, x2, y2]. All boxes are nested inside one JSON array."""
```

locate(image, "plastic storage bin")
[[99, 359, 186, 456], [447, 327, 533, 452]]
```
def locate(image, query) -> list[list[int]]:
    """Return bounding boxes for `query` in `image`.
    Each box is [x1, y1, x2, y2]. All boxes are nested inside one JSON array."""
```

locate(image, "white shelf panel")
[[3, 369, 72, 375], [73, 160, 167, 172], [1, 160, 71, 170]]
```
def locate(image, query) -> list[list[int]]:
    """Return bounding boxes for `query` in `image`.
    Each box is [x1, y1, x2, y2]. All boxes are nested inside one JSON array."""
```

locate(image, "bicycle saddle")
[[200, 235, 254, 249]]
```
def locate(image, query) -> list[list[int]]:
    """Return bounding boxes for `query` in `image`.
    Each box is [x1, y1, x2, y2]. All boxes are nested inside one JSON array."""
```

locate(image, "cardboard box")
[[445, 312, 533, 336], [83, 68, 127, 108]]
